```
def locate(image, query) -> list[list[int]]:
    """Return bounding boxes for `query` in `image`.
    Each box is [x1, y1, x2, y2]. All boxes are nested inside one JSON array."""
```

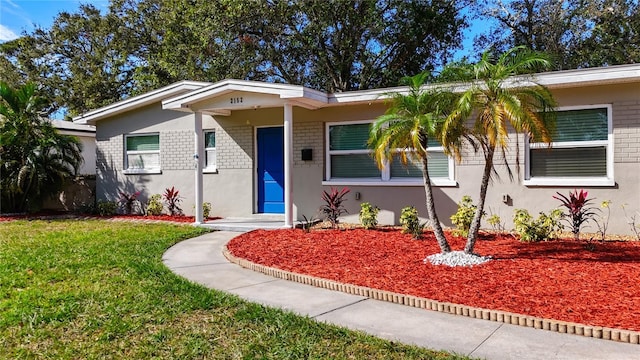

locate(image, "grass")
[[0, 220, 471, 359]]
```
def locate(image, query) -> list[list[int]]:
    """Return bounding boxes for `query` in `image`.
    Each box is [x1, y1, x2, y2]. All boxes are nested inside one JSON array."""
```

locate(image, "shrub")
[[622, 204, 640, 241], [594, 200, 611, 242], [163, 187, 183, 216], [486, 212, 505, 233], [146, 194, 163, 216], [359, 202, 379, 230], [191, 202, 212, 219], [97, 200, 117, 216], [300, 214, 317, 233], [320, 187, 350, 229], [203, 202, 211, 219], [553, 189, 597, 240], [400, 206, 425, 239], [118, 190, 141, 215], [450, 195, 481, 237], [513, 208, 563, 242]]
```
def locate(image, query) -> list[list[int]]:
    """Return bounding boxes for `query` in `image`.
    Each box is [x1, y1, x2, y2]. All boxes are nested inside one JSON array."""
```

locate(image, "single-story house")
[[73, 64, 640, 235]]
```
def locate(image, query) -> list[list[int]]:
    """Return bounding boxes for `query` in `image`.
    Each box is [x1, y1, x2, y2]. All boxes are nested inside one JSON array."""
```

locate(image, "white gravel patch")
[[424, 251, 492, 267]]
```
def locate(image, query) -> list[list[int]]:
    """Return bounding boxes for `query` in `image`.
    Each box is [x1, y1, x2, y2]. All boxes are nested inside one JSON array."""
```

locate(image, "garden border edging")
[[222, 246, 640, 345]]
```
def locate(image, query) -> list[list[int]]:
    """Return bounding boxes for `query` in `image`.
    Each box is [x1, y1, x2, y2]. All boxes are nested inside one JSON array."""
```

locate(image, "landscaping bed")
[[227, 228, 640, 332]]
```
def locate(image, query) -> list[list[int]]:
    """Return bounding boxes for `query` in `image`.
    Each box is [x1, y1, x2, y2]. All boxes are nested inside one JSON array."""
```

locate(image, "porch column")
[[284, 103, 294, 228], [194, 111, 204, 224]]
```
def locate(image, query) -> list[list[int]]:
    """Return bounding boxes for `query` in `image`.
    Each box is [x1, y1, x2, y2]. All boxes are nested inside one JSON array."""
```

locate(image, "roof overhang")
[[330, 63, 640, 104], [162, 79, 328, 115], [74, 63, 639, 123], [73, 81, 210, 125], [51, 119, 95, 137]]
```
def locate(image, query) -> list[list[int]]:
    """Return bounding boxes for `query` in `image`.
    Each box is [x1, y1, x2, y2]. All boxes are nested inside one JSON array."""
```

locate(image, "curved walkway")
[[162, 231, 640, 360]]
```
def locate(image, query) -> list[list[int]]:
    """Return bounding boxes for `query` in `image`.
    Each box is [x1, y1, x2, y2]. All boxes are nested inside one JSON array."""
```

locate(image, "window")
[[325, 121, 454, 186], [525, 105, 613, 186], [124, 134, 160, 173], [204, 131, 216, 171]]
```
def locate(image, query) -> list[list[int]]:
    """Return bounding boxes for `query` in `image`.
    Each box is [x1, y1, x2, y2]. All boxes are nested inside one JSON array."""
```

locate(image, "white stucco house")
[[73, 64, 640, 235]]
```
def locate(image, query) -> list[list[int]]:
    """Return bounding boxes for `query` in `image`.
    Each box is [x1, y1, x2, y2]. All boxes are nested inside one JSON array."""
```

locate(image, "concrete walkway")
[[162, 231, 640, 360]]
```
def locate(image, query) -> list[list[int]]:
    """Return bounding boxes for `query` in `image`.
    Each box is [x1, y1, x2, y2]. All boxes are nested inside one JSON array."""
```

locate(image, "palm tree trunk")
[[421, 156, 451, 253], [464, 145, 495, 254]]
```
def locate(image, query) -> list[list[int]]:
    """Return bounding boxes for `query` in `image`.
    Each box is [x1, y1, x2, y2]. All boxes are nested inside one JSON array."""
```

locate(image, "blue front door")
[[257, 127, 284, 213]]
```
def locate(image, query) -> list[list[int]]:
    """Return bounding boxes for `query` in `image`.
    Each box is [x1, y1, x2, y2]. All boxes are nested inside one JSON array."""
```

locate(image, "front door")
[[257, 127, 284, 213]]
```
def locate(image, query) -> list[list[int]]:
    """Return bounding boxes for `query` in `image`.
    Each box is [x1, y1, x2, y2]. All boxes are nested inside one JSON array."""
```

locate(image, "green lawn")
[[0, 220, 470, 359]]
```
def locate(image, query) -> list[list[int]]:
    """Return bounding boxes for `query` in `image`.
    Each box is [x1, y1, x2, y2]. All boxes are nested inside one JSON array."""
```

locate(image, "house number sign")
[[230, 97, 243, 104]]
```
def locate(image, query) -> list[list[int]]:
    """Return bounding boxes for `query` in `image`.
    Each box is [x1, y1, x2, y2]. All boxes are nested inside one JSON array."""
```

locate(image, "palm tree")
[[0, 82, 83, 212], [440, 46, 557, 254], [369, 73, 457, 253]]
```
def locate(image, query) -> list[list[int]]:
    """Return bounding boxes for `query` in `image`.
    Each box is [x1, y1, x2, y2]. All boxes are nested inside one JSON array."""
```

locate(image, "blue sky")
[[0, 0, 108, 41]]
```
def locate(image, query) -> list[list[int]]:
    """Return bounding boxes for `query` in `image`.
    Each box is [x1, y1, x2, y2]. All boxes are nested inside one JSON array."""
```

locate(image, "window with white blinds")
[[526, 105, 613, 186], [326, 121, 453, 185], [124, 134, 160, 173], [204, 131, 216, 171]]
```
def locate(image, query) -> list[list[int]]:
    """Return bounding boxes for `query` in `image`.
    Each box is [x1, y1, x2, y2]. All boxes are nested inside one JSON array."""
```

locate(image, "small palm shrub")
[[400, 206, 424, 239], [320, 187, 350, 229], [359, 202, 379, 230], [513, 208, 563, 242], [450, 195, 479, 237], [300, 214, 317, 233], [553, 189, 597, 240], [146, 194, 163, 216], [163, 186, 183, 216], [97, 200, 117, 216]]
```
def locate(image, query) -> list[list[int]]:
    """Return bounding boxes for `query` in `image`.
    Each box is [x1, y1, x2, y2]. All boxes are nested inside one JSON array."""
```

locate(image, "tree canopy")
[[1, 0, 637, 117], [473, 0, 640, 70], [0, 0, 468, 117]]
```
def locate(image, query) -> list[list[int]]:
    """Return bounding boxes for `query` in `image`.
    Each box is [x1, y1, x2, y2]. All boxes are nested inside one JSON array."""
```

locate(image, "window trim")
[[324, 120, 456, 187], [523, 104, 614, 187], [123, 133, 161, 175], [203, 130, 217, 173]]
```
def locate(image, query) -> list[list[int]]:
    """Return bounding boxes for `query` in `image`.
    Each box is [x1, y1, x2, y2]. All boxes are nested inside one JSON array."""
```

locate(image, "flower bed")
[[227, 228, 640, 332]]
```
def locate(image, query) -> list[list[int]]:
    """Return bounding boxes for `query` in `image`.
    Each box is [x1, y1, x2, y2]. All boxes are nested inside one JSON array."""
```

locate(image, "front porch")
[[199, 214, 290, 232]]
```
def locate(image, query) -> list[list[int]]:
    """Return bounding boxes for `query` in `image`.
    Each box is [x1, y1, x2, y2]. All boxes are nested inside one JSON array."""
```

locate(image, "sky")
[[0, 0, 108, 41]]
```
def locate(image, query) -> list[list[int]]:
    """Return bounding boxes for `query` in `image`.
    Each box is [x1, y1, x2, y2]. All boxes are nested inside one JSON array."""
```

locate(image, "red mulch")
[[227, 228, 640, 331]]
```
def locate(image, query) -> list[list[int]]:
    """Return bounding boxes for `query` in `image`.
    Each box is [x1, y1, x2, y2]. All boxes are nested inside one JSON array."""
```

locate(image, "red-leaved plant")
[[553, 189, 597, 240], [163, 186, 183, 216], [320, 187, 350, 229], [118, 190, 141, 215]]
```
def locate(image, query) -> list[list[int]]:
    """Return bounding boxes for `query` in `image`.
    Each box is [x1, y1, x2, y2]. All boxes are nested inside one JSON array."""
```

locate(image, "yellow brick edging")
[[222, 246, 640, 345]]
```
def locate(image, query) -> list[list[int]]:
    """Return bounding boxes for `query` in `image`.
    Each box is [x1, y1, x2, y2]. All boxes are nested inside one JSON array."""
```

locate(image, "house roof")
[[73, 81, 210, 124], [74, 64, 640, 122], [51, 119, 95, 137]]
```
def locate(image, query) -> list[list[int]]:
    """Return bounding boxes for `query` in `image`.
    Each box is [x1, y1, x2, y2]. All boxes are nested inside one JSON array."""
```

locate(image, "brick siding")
[[216, 125, 253, 169], [293, 122, 324, 168], [161, 130, 193, 170], [96, 136, 123, 172], [613, 100, 640, 163]]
